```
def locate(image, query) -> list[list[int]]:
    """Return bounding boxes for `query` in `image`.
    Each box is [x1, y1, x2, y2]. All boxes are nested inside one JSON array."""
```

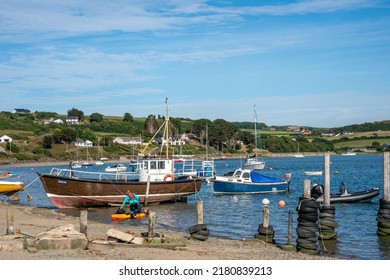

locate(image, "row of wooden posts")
[[259, 151, 390, 254]]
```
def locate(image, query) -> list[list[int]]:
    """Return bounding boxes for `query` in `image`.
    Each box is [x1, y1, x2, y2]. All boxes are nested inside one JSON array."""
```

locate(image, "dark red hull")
[[38, 173, 202, 209]]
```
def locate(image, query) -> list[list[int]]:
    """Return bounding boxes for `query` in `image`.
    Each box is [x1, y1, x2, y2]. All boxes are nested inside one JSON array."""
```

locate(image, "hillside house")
[[75, 140, 93, 147], [13, 108, 30, 114], [0, 135, 12, 143], [66, 116, 79, 125], [113, 137, 142, 145]]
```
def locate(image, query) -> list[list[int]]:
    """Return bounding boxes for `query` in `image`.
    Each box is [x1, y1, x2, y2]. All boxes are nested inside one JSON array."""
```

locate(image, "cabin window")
[[235, 171, 242, 177], [158, 161, 165, 170], [242, 172, 250, 179], [150, 161, 157, 170]]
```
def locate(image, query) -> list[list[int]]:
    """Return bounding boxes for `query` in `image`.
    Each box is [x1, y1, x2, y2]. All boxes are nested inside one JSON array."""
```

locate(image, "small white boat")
[[105, 163, 127, 172], [243, 157, 265, 170], [71, 161, 82, 169], [341, 152, 356, 156], [304, 171, 323, 176], [95, 160, 104, 166]]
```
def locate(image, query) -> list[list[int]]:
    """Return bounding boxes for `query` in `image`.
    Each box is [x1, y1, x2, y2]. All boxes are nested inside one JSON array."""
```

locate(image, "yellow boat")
[[0, 181, 24, 195]]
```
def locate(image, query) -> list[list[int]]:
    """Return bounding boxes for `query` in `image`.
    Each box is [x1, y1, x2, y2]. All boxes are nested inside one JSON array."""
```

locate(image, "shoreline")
[[0, 201, 337, 260], [0, 152, 337, 168]]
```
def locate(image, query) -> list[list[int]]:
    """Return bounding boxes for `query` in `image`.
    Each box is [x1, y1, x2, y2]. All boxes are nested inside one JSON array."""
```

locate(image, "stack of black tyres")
[[296, 198, 319, 254], [254, 223, 274, 243], [319, 205, 338, 240], [377, 198, 390, 236], [189, 224, 210, 241]]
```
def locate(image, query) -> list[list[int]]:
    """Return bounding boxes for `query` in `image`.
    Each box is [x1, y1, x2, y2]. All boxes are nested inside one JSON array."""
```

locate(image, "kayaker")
[[120, 191, 141, 217]]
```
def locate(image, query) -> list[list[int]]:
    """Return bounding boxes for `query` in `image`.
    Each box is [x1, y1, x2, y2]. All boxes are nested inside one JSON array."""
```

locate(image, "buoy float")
[[269, 167, 273, 171], [262, 198, 270, 206], [278, 200, 286, 207]]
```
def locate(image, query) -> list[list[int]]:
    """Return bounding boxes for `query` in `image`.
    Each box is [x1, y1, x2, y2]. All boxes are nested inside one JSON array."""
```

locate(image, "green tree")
[[61, 127, 78, 143], [81, 128, 97, 142], [89, 113, 103, 123], [42, 135, 53, 149], [67, 108, 84, 121], [123, 113, 134, 122], [52, 128, 62, 144]]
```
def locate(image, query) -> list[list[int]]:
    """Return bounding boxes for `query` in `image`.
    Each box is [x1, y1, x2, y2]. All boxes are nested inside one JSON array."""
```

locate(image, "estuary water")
[[1, 154, 390, 260]]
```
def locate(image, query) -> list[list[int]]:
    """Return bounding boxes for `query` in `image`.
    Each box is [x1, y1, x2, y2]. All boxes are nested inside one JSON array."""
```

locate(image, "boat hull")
[[316, 188, 380, 204], [0, 181, 24, 195], [38, 173, 202, 209], [212, 180, 289, 194]]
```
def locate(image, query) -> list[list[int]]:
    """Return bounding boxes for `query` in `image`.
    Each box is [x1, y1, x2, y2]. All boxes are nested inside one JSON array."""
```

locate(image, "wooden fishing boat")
[[38, 99, 213, 209], [0, 181, 24, 195]]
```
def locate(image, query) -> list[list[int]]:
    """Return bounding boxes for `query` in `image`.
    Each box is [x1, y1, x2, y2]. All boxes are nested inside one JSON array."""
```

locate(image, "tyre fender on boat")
[[163, 174, 175, 182]]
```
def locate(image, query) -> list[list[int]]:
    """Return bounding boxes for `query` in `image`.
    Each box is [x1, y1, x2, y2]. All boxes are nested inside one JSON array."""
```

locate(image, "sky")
[[1, 0, 389, 128]]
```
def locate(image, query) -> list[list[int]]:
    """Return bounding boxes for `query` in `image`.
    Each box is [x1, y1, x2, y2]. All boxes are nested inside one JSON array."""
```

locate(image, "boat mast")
[[165, 98, 169, 159], [254, 104, 258, 157]]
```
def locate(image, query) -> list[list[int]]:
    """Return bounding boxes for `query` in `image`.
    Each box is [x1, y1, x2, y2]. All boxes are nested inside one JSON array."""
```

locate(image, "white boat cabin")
[[139, 159, 175, 182]]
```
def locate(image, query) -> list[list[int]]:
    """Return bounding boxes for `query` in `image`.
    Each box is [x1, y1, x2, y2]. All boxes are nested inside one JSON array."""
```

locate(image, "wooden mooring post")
[[144, 175, 151, 206], [6, 205, 14, 235], [384, 152, 389, 202], [197, 200, 204, 224], [80, 210, 88, 237], [377, 152, 390, 236], [148, 211, 156, 238], [323, 151, 331, 206], [319, 151, 338, 242]]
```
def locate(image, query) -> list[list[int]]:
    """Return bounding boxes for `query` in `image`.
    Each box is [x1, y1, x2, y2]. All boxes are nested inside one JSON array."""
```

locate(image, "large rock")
[[35, 224, 88, 250]]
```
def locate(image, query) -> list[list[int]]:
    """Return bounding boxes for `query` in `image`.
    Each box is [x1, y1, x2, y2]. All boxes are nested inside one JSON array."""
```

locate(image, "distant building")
[[113, 137, 142, 145], [43, 118, 64, 125], [66, 116, 79, 125], [75, 139, 93, 147], [287, 126, 301, 132], [0, 135, 12, 143], [13, 108, 30, 114]]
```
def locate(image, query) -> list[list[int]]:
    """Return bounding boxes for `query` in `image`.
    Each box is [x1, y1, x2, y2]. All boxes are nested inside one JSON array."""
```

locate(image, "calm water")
[[1, 154, 390, 260]]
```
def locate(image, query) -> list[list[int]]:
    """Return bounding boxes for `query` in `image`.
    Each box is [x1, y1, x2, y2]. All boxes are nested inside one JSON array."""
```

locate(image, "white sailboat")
[[294, 141, 304, 158], [243, 105, 265, 170]]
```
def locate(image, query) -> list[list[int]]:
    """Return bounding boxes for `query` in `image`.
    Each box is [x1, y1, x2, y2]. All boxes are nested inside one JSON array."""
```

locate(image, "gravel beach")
[[0, 201, 337, 260]]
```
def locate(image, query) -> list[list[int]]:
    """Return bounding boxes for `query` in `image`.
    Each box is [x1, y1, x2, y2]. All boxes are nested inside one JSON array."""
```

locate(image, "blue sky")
[[1, 0, 389, 128]]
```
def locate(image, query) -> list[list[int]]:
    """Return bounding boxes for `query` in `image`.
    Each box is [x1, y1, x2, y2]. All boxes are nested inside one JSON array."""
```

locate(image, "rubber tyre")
[[258, 228, 274, 235], [320, 205, 336, 211], [258, 224, 273, 231], [297, 206, 318, 214], [189, 224, 207, 234], [191, 233, 209, 241], [378, 222, 390, 229], [298, 221, 318, 228], [319, 212, 335, 219], [298, 199, 319, 208], [196, 229, 210, 236], [319, 231, 338, 240], [319, 219, 338, 228], [298, 213, 318, 222], [297, 229, 317, 239], [377, 226, 390, 234], [296, 241, 318, 250]]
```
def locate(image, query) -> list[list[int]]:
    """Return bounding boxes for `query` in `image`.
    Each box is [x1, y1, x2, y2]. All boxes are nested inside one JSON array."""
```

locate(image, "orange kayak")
[[111, 212, 148, 221]]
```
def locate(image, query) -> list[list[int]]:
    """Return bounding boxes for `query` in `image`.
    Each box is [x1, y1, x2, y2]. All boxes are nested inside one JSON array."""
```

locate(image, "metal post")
[[197, 200, 204, 224]]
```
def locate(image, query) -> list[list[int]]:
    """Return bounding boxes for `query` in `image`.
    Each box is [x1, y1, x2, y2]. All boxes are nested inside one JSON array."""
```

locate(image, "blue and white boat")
[[212, 168, 291, 194]]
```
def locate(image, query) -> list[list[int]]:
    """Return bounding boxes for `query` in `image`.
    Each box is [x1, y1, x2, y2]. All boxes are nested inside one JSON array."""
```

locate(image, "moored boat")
[[105, 163, 127, 172], [212, 168, 291, 194], [0, 181, 24, 195], [311, 182, 380, 203], [38, 99, 212, 209], [304, 171, 323, 176]]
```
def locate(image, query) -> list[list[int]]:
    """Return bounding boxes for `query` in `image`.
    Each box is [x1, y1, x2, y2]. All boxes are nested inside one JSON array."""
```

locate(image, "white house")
[[0, 135, 12, 143], [75, 140, 93, 147], [113, 137, 142, 145], [66, 116, 79, 125]]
